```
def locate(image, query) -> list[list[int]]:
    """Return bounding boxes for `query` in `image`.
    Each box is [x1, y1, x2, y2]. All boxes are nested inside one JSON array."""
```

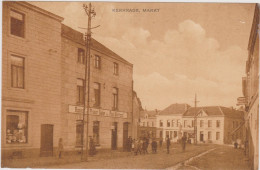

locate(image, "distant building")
[[183, 106, 244, 144], [132, 91, 143, 140], [138, 110, 158, 139], [240, 4, 259, 170], [156, 104, 190, 142]]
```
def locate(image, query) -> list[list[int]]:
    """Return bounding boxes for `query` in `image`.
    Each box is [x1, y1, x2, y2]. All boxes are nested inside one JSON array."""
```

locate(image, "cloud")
[[93, 19, 246, 110]]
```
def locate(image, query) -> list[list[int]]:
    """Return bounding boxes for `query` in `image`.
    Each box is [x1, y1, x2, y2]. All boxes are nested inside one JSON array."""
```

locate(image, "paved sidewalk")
[[178, 145, 250, 170]]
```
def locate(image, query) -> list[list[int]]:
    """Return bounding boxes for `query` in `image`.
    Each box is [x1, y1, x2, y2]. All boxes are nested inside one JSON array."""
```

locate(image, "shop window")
[[78, 48, 85, 64], [113, 62, 119, 75], [77, 79, 84, 104], [11, 55, 25, 88], [76, 120, 83, 147], [112, 87, 118, 110], [94, 82, 100, 107], [94, 55, 101, 69], [93, 121, 100, 145], [10, 9, 25, 38], [6, 110, 28, 144]]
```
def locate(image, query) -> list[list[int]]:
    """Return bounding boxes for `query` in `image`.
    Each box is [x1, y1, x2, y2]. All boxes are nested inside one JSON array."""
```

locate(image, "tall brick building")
[[2, 1, 135, 158]]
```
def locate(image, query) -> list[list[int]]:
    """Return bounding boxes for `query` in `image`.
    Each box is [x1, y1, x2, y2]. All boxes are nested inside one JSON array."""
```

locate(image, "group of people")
[[132, 137, 153, 155]]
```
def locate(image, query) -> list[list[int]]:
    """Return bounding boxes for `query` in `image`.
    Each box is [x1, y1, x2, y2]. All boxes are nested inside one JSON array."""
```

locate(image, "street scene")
[[1, 1, 259, 170]]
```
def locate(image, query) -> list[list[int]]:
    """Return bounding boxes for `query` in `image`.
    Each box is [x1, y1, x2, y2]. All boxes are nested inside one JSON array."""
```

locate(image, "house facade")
[[241, 4, 259, 170], [2, 2, 64, 158], [156, 104, 190, 142], [183, 106, 244, 144], [138, 110, 158, 139], [2, 1, 135, 158]]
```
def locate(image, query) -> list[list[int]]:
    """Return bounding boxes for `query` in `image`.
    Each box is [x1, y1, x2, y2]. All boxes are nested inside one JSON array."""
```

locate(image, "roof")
[[140, 110, 159, 118], [61, 24, 132, 66], [183, 106, 244, 118], [159, 103, 190, 115]]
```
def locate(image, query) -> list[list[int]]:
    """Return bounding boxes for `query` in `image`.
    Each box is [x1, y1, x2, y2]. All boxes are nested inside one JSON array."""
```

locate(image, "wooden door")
[[40, 124, 53, 157]]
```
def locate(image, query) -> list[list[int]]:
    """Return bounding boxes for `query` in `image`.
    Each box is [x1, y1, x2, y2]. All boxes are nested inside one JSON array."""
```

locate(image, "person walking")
[[181, 134, 187, 152], [151, 139, 157, 153], [58, 138, 64, 159], [166, 135, 170, 154]]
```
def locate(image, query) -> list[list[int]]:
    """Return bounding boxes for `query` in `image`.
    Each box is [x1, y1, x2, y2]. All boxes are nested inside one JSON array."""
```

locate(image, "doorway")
[[111, 122, 117, 150], [200, 131, 204, 142], [123, 122, 128, 151], [40, 124, 54, 156]]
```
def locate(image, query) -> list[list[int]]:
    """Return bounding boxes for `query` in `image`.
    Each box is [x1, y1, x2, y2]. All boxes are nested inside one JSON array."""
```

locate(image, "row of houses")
[[2, 1, 142, 158], [139, 104, 244, 145], [239, 4, 259, 170]]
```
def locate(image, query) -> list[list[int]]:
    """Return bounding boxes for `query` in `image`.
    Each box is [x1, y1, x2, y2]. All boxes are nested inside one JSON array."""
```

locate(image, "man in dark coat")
[[166, 135, 170, 154], [151, 139, 157, 153]]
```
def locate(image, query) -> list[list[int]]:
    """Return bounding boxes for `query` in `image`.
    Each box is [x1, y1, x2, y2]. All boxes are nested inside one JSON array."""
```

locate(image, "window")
[[216, 120, 220, 128], [200, 120, 204, 127], [6, 110, 28, 144], [78, 48, 85, 64], [184, 120, 187, 127], [177, 120, 180, 127], [94, 55, 101, 69], [172, 120, 175, 127], [174, 131, 177, 137], [208, 131, 212, 140], [208, 120, 212, 127], [10, 9, 25, 38], [159, 120, 163, 127], [77, 79, 84, 104], [93, 121, 100, 145], [160, 131, 163, 138], [113, 62, 119, 75], [112, 87, 118, 110], [76, 120, 83, 147], [192, 120, 194, 127], [216, 132, 220, 140], [11, 55, 25, 88], [167, 120, 170, 127], [166, 131, 169, 138], [94, 83, 101, 107]]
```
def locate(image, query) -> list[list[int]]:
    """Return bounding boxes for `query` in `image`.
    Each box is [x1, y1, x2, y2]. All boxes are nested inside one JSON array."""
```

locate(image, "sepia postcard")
[[1, 1, 259, 170]]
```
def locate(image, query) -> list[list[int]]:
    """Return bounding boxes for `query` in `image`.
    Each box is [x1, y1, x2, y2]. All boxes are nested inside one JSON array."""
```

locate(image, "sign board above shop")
[[68, 105, 127, 118]]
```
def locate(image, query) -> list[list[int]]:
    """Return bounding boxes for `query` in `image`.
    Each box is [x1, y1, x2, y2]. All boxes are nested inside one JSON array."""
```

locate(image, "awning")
[[230, 121, 245, 135]]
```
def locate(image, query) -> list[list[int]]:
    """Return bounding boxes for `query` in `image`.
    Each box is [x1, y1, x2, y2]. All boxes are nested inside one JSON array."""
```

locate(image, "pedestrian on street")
[[181, 134, 187, 152], [159, 138, 163, 148], [151, 139, 157, 153], [166, 135, 170, 154], [58, 138, 64, 159], [128, 136, 132, 152], [89, 136, 96, 156]]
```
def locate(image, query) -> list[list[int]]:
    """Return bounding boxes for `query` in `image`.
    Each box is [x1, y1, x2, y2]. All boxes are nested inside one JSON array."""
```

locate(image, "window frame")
[[112, 87, 118, 110], [9, 9, 26, 38], [77, 48, 85, 64], [94, 55, 101, 69], [11, 55, 25, 89], [93, 82, 101, 107], [113, 62, 119, 75], [76, 79, 84, 105]]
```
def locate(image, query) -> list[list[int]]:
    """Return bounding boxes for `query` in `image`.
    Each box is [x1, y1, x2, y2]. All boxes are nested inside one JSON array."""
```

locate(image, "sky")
[[30, 2, 256, 110]]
